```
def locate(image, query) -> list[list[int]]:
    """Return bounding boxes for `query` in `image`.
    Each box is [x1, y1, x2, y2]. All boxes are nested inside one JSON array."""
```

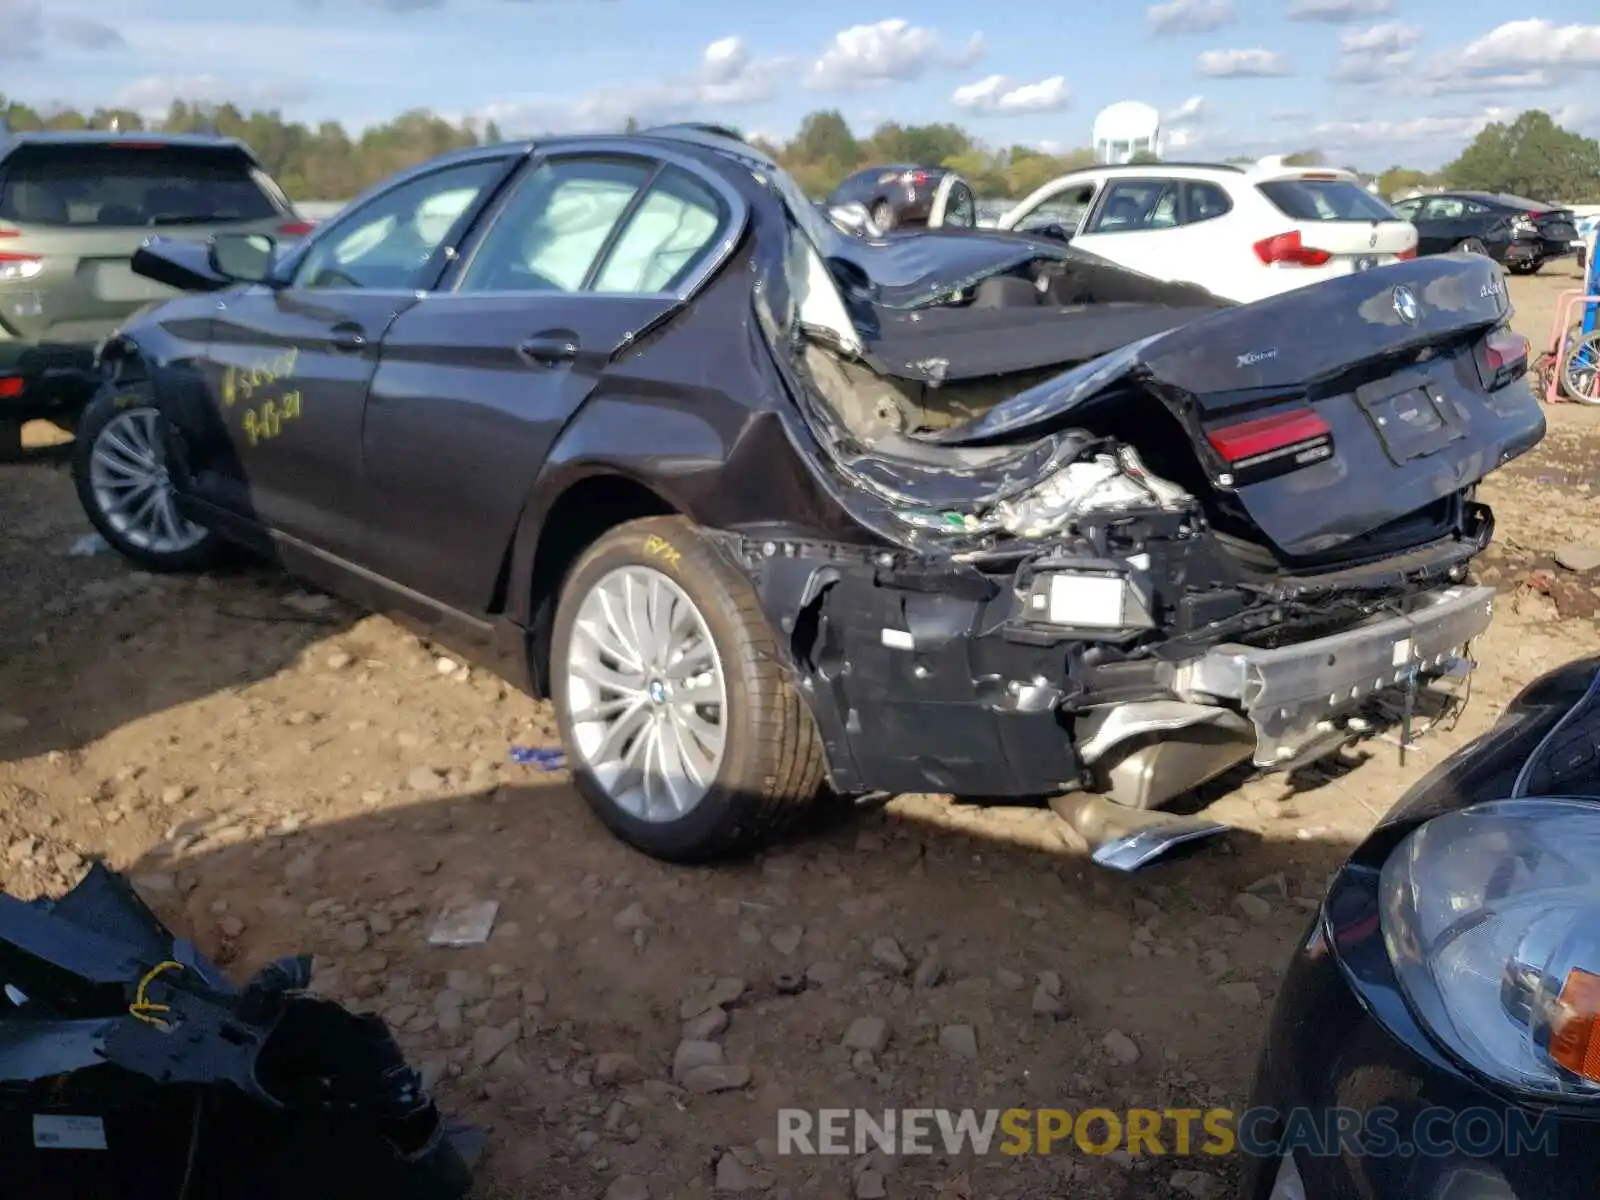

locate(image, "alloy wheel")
[[87, 407, 206, 554], [564, 565, 729, 822]]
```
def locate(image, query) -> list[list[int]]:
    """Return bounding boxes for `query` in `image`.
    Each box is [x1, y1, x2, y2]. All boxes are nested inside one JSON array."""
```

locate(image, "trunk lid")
[[928, 255, 1545, 563]]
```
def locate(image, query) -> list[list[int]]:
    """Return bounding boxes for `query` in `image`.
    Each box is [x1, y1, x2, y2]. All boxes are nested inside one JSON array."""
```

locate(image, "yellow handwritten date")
[[642, 535, 682, 567], [241, 390, 303, 445], [222, 347, 299, 407]]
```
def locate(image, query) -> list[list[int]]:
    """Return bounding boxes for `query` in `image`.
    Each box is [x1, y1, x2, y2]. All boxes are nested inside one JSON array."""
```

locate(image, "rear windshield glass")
[[1256, 179, 1395, 222], [0, 145, 282, 228]]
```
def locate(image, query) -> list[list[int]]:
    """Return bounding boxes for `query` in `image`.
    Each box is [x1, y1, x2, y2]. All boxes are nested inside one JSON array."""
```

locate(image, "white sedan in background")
[[996, 157, 1419, 303]]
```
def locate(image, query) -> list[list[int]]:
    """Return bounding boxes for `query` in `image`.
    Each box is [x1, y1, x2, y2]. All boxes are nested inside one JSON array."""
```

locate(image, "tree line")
[[2, 95, 1596, 204]]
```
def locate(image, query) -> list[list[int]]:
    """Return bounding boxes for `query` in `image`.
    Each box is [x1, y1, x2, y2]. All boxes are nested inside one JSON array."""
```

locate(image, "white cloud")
[[0, 0, 122, 58], [1332, 21, 1421, 83], [478, 35, 792, 134], [1286, 0, 1394, 23], [806, 19, 984, 90], [950, 74, 1069, 114], [1307, 108, 1513, 151], [1163, 95, 1207, 123], [1147, 0, 1235, 35], [1458, 20, 1600, 73], [115, 74, 316, 114], [1197, 48, 1291, 77]]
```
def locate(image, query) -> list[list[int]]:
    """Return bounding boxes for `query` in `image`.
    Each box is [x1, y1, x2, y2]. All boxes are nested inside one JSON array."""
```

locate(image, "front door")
[[358, 152, 736, 612], [197, 154, 516, 556]]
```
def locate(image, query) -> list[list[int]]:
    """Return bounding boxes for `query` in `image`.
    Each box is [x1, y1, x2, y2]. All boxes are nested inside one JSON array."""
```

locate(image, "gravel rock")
[[1234, 893, 1273, 921], [406, 767, 445, 793], [672, 1039, 724, 1081], [1103, 1030, 1141, 1065], [842, 1016, 889, 1053], [869, 937, 909, 974], [604, 1176, 651, 1200], [940, 1024, 978, 1058], [680, 1063, 751, 1094]]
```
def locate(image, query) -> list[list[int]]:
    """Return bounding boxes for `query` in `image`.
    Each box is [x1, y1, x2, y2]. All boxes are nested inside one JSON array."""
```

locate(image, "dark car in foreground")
[[1391, 191, 1579, 275], [72, 124, 1541, 867], [825, 163, 977, 231], [1243, 656, 1600, 1199], [0, 126, 313, 457]]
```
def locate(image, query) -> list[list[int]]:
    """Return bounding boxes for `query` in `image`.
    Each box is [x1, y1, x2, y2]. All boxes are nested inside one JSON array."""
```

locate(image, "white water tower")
[[1093, 101, 1161, 164]]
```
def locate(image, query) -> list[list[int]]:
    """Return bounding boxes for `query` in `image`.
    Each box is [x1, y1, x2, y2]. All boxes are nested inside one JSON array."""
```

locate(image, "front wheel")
[[550, 516, 826, 862], [70, 382, 225, 572]]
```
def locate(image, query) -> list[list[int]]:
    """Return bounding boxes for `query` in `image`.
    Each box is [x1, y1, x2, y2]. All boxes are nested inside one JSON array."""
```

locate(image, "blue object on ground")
[[509, 746, 565, 769]]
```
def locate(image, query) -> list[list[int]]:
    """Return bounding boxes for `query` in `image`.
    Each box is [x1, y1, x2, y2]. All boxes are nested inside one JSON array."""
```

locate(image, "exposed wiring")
[[128, 959, 184, 1029]]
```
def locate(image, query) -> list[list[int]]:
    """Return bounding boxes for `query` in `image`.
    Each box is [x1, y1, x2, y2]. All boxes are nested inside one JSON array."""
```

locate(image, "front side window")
[[456, 156, 654, 293], [1019, 183, 1097, 232], [290, 158, 507, 290]]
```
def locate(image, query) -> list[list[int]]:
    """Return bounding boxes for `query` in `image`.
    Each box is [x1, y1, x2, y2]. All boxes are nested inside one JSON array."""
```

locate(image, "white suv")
[[995, 159, 1418, 303]]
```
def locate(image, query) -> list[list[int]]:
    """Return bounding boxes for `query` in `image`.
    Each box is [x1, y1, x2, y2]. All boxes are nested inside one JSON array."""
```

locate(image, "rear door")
[[1251, 173, 1417, 274], [0, 141, 301, 346], [195, 154, 518, 554], [356, 147, 742, 611]]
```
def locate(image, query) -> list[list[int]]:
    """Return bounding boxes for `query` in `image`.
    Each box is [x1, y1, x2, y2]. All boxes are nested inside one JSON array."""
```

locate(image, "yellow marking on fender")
[[241, 390, 303, 446], [643, 535, 682, 567]]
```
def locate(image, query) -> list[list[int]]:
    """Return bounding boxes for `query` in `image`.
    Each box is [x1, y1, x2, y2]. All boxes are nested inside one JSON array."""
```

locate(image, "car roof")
[[0, 128, 264, 167]]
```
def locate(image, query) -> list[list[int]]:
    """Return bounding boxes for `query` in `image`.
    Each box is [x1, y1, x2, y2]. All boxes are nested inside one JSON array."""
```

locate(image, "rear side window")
[[592, 166, 726, 294], [0, 145, 283, 228], [1181, 181, 1232, 224], [1256, 178, 1395, 222]]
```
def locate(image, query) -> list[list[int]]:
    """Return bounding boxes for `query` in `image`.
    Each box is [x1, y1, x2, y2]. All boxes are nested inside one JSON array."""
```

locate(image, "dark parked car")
[[1391, 191, 1579, 274], [73, 124, 1540, 868], [0, 124, 313, 458], [1242, 655, 1600, 1200], [825, 164, 977, 231]]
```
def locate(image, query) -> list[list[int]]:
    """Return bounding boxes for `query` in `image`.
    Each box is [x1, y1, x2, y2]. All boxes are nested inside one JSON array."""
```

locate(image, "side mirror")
[[827, 202, 883, 239], [208, 232, 277, 283]]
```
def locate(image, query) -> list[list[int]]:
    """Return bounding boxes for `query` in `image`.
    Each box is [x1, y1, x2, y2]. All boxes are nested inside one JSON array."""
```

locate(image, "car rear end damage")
[[745, 228, 1539, 861]]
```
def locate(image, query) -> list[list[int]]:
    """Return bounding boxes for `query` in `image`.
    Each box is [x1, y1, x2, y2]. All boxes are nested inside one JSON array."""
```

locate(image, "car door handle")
[[329, 325, 367, 351], [516, 336, 578, 366]]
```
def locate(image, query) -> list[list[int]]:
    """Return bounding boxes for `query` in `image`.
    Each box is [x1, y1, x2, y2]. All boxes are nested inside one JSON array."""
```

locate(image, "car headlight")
[[1381, 797, 1600, 1098]]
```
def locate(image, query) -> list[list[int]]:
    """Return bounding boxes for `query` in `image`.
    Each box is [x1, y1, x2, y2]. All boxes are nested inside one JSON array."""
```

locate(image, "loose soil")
[[2, 260, 1597, 1200]]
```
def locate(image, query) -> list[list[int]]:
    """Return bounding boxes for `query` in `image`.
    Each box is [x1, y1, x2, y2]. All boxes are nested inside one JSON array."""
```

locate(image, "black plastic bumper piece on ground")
[[0, 863, 477, 1200]]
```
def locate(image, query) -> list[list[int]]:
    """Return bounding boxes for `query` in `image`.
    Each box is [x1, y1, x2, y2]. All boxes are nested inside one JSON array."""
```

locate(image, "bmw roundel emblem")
[[1392, 285, 1419, 324]]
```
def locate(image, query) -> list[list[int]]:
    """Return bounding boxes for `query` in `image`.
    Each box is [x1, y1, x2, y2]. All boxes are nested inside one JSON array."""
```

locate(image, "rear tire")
[[70, 381, 226, 573], [1509, 259, 1542, 275], [550, 516, 827, 862], [871, 200, 897, 232]]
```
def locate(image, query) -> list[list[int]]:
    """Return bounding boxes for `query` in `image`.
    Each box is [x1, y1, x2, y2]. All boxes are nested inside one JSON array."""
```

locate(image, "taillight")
[[1253, 230, 1332, 267], [1480, 329, 1529, 390], [0, 376, 23, 399], [0, 252, 43, 282], [909, 170, 929, 185], [1395, 247, 1416, 260], [1206, 407, 1334, 479], [278, 220, 316, 236]]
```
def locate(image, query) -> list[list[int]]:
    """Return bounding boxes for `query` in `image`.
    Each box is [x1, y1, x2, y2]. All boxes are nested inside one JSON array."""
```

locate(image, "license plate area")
[[1354, 365, 1465, 465]]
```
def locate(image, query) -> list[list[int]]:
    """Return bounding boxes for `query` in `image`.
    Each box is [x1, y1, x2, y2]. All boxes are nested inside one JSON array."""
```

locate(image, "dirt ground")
[[2, 260, 1598, 1200]]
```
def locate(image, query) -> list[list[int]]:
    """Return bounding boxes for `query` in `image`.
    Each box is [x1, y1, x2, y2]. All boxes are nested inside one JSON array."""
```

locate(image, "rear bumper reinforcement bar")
[[1171, 584, 1496, 765]]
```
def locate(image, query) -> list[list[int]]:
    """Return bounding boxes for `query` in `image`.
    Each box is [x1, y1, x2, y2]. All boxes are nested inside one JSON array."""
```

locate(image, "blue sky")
[[3, 0, 1598, 170]]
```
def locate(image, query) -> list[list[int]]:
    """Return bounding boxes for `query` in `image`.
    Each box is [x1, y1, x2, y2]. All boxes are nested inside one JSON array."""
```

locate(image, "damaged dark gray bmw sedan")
[[71, 124, 1543, 865]]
